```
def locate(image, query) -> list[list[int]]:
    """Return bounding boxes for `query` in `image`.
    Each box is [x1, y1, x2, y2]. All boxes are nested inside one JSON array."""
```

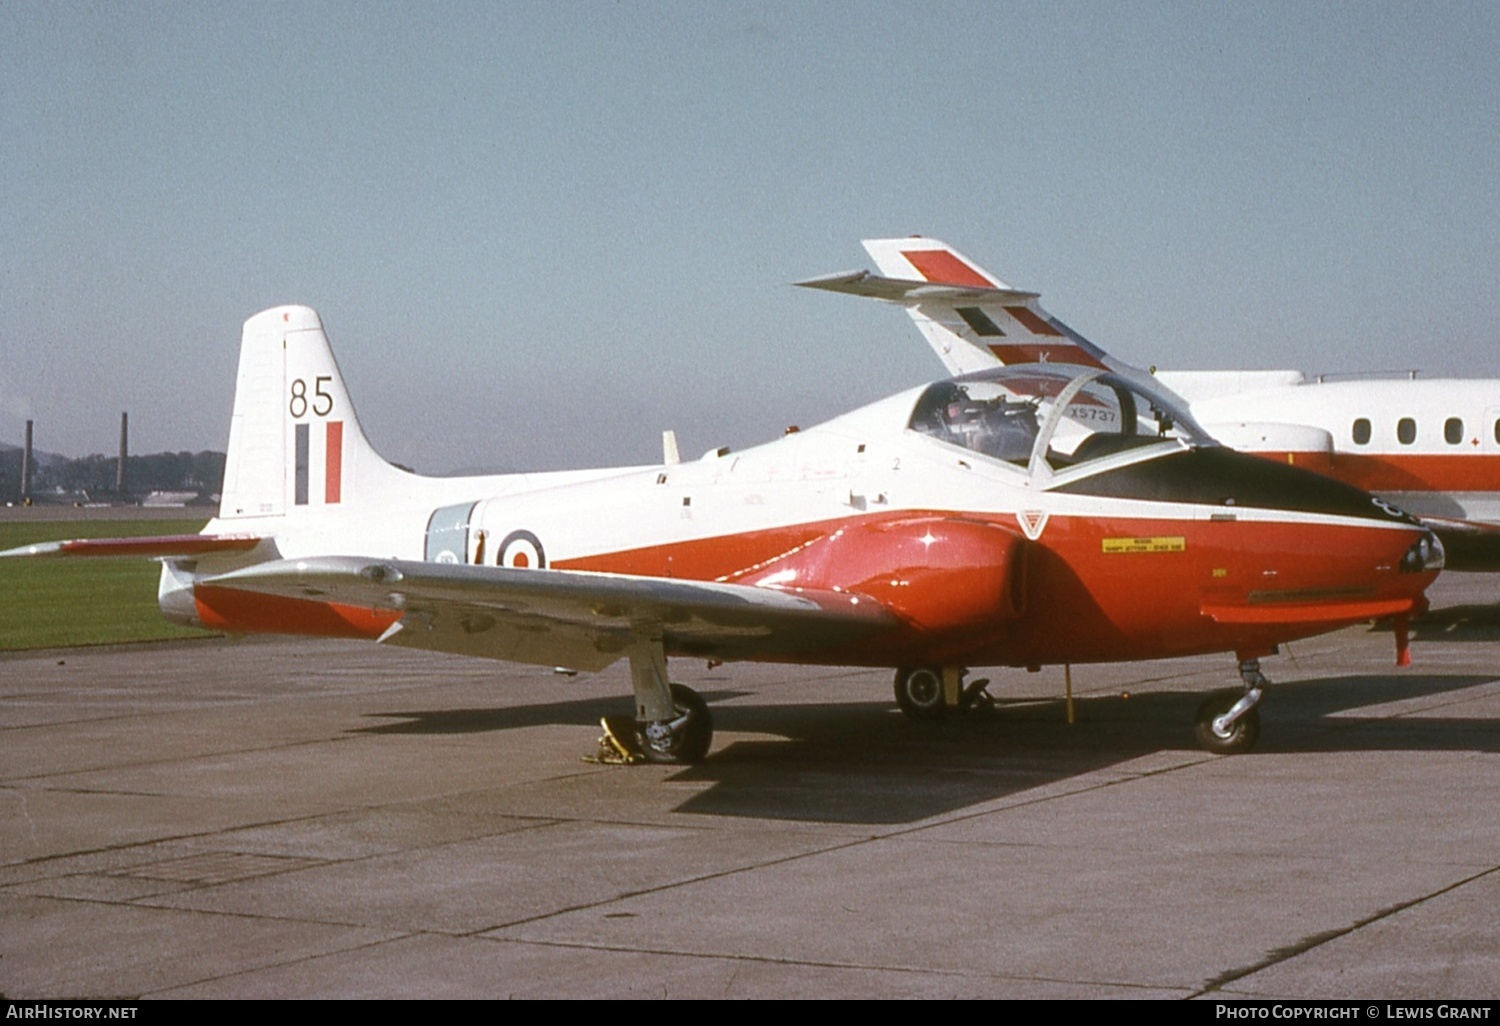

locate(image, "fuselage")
[[186, 364, 1441, 670]]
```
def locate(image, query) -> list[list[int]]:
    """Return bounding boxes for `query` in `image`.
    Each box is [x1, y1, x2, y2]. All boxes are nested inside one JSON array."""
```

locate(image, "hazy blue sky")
[[4, 2, 1498, 472]]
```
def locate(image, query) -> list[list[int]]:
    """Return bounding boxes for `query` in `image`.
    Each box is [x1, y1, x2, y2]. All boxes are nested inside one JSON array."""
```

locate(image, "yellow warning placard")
[[1102, 536, 1186, 554]]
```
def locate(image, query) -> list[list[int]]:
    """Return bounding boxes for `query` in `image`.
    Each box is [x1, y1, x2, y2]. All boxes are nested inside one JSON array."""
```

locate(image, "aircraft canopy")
[[907, 364, 1217, 481]]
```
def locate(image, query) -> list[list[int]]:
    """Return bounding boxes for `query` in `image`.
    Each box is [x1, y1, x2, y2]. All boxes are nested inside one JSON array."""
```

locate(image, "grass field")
[[0, 519, 214, 650]]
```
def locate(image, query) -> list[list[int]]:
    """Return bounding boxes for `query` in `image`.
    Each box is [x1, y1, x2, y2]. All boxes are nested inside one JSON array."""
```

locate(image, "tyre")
[[638, 683, 713, 764], [894, 666, 948, 719], [1194, 692, 1260, 755]]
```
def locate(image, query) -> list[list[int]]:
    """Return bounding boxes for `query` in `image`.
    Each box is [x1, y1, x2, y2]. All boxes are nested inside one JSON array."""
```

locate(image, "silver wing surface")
[[203, 557, 896, 671]]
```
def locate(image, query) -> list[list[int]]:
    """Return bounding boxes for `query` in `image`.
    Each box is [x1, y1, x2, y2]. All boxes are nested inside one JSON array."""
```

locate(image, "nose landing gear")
[[1193, 659, 1266, 755]]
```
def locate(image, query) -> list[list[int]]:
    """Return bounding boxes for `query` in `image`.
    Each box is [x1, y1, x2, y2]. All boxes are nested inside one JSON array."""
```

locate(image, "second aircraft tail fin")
[[799, 237, 1125, 377]]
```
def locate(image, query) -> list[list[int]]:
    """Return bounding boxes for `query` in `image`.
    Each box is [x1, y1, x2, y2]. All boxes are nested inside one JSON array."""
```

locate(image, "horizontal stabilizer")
[[795, 269, 1039, 305], [0, 534, 264, 560], [803, 238, 1122, 377]]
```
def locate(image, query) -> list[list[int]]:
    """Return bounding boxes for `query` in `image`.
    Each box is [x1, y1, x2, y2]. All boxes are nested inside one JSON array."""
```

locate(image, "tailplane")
[[798, 237, 1126, 377], [220, 305, 407, 520]]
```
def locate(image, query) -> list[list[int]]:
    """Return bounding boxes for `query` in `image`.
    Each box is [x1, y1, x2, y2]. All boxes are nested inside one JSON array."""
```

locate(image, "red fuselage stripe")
[[59, 535, 260, 557], [193, 584, 397, 639], [553, 509, 1433, 667]]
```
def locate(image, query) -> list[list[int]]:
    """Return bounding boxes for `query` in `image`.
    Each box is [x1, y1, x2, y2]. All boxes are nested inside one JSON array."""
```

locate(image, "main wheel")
[[638, 683, 713, 764], [894, 666, 948, 719], [1194, 692, 1260, 755]]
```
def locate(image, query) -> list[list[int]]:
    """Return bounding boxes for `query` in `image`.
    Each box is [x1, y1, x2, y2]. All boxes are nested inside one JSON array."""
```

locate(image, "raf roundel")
[[498, 530, 546, 569]]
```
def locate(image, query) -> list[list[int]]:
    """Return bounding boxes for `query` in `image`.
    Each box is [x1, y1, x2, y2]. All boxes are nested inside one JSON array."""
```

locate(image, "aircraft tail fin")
[[798, 237, 1124, 377], [219, 305, 407, 521]]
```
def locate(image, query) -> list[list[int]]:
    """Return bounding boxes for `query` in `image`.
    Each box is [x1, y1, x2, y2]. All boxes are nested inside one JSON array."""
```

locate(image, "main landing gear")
[[1193, 659, 1266, 755], [893, 666, 994, 718], [591, 638, 713, 765]]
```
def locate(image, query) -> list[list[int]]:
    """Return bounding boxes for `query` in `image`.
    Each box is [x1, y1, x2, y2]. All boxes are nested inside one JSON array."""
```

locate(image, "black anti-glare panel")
[[1055, 447, 1415, 524]]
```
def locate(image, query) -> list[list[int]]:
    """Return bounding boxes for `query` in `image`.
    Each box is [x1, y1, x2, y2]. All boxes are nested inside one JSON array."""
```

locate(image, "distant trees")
[[0, 449, 20, 502], [0, 449, 226, 504]]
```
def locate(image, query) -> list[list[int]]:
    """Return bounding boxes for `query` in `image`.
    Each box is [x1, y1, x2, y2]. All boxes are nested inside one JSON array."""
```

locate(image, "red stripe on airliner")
[[1003, 305, 1064, 337], [901, 249, 993, 287], [1256, 451, 1500, 492], [988, 344, 1107, 369], [326, 420, 343, 504]]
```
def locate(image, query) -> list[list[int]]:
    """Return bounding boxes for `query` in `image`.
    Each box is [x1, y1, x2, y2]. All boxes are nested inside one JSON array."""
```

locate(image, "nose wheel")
[[1193, 659, 1266, 755]]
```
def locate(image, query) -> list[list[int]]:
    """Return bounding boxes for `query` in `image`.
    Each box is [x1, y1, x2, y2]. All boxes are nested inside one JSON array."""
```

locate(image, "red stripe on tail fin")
[[901, 249, 993, 287], [1003, 305, 1064, 337], [326, 421, 343, 504]]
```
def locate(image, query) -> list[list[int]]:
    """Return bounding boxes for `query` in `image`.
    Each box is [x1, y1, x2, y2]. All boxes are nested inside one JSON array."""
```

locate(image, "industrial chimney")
[[20, 420, 33, 502], [116, 411, 128, 495]]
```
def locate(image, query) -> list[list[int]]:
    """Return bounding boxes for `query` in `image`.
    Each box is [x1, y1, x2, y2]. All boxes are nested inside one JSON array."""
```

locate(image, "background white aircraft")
[[801, 238, 1500, 569]]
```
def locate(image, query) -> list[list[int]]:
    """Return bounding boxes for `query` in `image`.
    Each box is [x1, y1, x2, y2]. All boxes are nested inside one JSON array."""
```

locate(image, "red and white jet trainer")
[[4, 302, 1443, 760], [803, 237, 1500, 569]]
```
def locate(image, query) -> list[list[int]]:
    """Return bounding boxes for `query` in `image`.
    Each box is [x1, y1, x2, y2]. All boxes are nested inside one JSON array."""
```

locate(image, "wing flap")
[[203, 557, 895, 667]]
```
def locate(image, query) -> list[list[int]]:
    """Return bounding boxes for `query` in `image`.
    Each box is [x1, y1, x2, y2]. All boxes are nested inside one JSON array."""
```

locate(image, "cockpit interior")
[[907, 365, 1216, 480]]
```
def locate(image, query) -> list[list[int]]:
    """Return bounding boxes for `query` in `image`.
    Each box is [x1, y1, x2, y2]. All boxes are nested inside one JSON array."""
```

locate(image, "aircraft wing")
[[201, 557, 897, 672]]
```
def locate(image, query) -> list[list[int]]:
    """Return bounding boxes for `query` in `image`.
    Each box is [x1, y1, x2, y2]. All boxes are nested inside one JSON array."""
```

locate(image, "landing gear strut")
[[591, 638, 713, 765], [1193, 659, 1266, 755]]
